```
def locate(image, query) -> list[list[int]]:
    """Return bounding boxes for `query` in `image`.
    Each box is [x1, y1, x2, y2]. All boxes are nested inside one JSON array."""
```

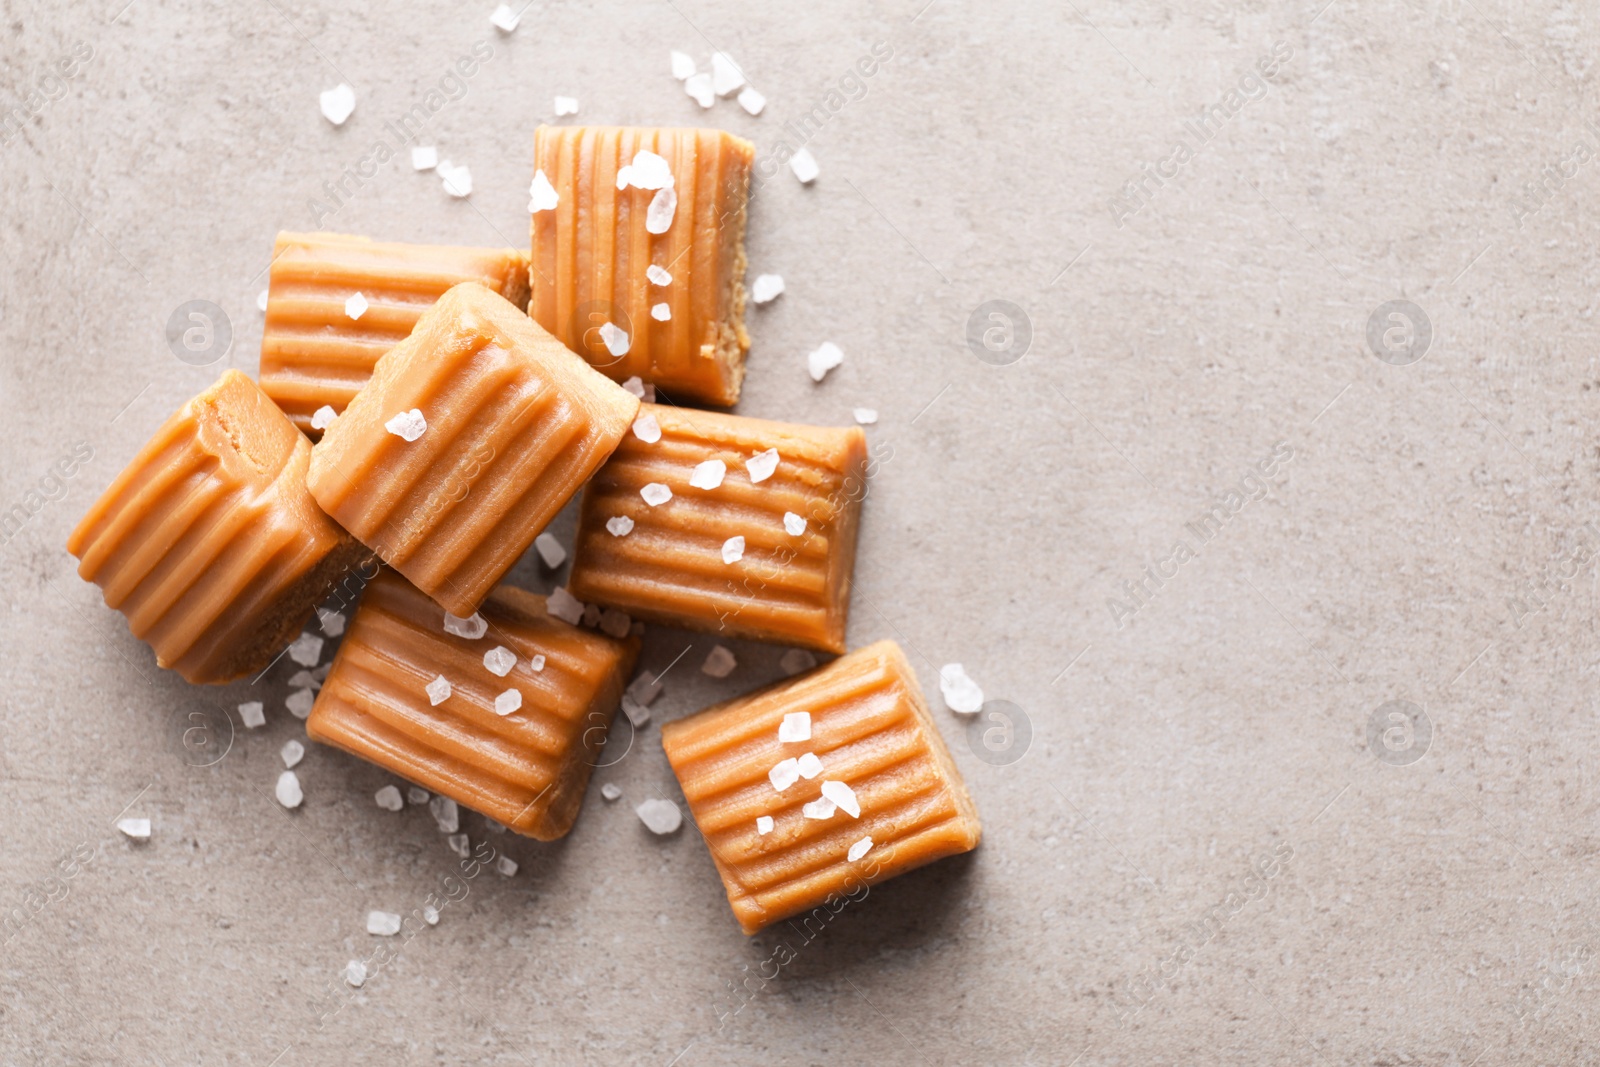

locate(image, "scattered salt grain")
[[411, 145, 437, 171], [599, 321, 630, 357], [746, 448, 779, 483], [640, 482, 672, 507], [310, 405, 337, 432], [757, 815, 774, 835], [620, 150, 674, 191], [802, 796, 837, 820], [797, 752, 823, 780], [448, 833, 470, 858], [651, 302, 672, 321], [496, 855, 518, 876], [553, 95, 579, 117], [289, 670, 319, 690], [533, 531, 567, 568], [632, 413, 661, 443], [848, 836, 873, 862], [710, 52, 745, 96], [407, 786, 429, 806], [751, 274, 784, 304], [530, 653, 545, 671], [721, 536, 745, 564], [430, 795, 460, 833], [276, 770, 303, 809], [239, 701, 265, 729], [490, 3, 520, 32], [443, 611, 488, 640], [636, 798, 682, 835], [118, 817, 151, 839], [690, 459, 726, 490], [737, 85, 766, 115], [319, 83, 355, 126], [939, 663, 984, 714], [601, 783, 623, 801], [778, 711, 811, 743], [783, 512, 806, 536], [768, 758, 800, 792], [384, 408, 427, 441], [599, 608, 631, 638], [853, 408, 878, 424], [281, 739, 305, 769], [345, 960, 367, 987], [621, 695, 651, 728], [702, 645, 737, 679], [671, 51, 696, 80], [780, 649, 818, 676], [367, 910, 401, 936], [286, 688, 315, 719], [527, 170, 560, 216], [646, 185, 677, 234], [319, 609, 346, 636], [789, 147, 820, 184], [483, 646, 516, 677], [546, 586, 584, 625], [344, 291, 369, 321], [422, 905, 439, 925], [820, 780, 860, 818], [684, 72, 714, 108], [622, 375, 648, 398], [807, 341, 844, 382], [374, 785, 403, 811], [485, 818, 506, 833], [425, 675, 452, 706], [439, 161, 473, 198], [606, 515, 635, 537], [646, 264, 673, 286], [494, 689, 522, 716], [288, 631, 324, 667], [627, 672, 664, 707], [257, 289, 269, 312], [581, 603, 602, 628]]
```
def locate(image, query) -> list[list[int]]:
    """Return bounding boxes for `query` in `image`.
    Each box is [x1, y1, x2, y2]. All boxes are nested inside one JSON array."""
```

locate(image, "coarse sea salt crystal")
[[601, 782, 622, 801], [751, 274, 784, 304], [448, 833, 470, 858], [737, 85, 766, 115], [939, 663, 984, 714], [345, 291, 369, 320], [780, 648, 818, 676], [599, 321, 630, 357], [286, 688, 315, 719], [310, 405, 337, 431], [257, 289, 269, 312], [627, 672, 663, 708], [443, 611, 488, 640], [854, 408, 878, 424], [497, 855, 518, 876], [483, 646, 516, 677], [651, 302, 671, 321], [599, 608, 631, 638], [412, 145, 437, 171], [807, 341, 844, 382], [820, 780, 860, 818], [802, 796, 837, 820], [671, 50, 696, 80], [796, 752, 823, 779], [778, 711, 811, 743], [239, 701, 265, 729], [422, 905, 439, 925], [407, 786, 429, 805], [622, 375, 647, 397], [640, 482, 672, 507], [490, 3, 520, 32], [636, 798, 682, 835], [118, 817, 151, 839], [345, 960, 367, 987], [288, 631, 324, 667], [582, 601, 601, 629], [374, 785, 403, 811], [848, 836, 873, 862], [768, 758, 800, 792], [319, 609, 345, 637], [606, 515, 634, 537], [534, 531, 567, 568], [745, 448, 779, 483], [626, 150, 674, 190], [367, 910, 401, 936], [620, 695, 650, 728], [789, 147, 820, 184], [430, 795, 460, 833], [485, 818, 507, 833], [319, 83, 355, 126], [425, 674, 452, 706], [646, 264, 672, 286], [710, 52, 745, 96], [547, 586, 584, 625], [632, 413, 661, 443], [289, 669, 318, 690], [702, 645, 737, 679], [721, 536, 745, 564], [646, 185, 677, 234], [690, 459, 726, 490], [783, 512, 806, 536], [757, 815, 774, 835], [685, 72, 714, 108], [276, 770, 303, 809], [385, 408, 427, 441], [494, 689, 522, 716], [553, 95, 579, 116], [528, 169, 560, 213], [439, 161, 473, 198], [281, 739, 305, 768]]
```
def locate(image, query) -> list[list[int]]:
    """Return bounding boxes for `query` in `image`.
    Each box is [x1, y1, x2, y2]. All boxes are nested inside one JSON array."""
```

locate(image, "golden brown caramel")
[[260, 232, 530, 437], [529, 125, 754, 406], [306, 282, 640, 617], [66, 370, 365, 684], [566, 403, 866, 653], [661, 640, 981, 934], [308, 570, 636, 839]]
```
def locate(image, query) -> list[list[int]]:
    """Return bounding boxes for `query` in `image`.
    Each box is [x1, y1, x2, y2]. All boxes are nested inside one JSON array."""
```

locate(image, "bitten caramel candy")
[[567, 404, 867, 653], [66, 370, 365, 684], [307, 570, 637, 839], [306, 282, 640, 617], [662, 640, 981, 934], [529, 125, 755, 406], [260, 231, 531, 438]]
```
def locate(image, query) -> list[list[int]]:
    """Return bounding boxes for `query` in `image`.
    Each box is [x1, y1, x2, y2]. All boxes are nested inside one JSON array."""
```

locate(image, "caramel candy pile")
[[260, 232, 530, 438], [662, 640, 981, 934], [567, 404, 866, 653], [307, 282, 640, 617], [529, 125, 755, 406], [66, 371, 365, 684], [308, 570, 636, 839]]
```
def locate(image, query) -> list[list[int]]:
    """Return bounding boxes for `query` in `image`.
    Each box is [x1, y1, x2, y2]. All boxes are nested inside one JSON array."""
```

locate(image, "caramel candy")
[[529, 125, 755, 406], [306, 282, 640, 617], [260, 231, 530, 437], [566, 404, 867, 653], [66, 370, 365, 684], [662, 640, 981, 934], [308, 570, 637, 839]]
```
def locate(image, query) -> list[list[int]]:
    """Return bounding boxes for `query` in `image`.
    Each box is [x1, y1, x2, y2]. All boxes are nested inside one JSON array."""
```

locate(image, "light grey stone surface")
[[3, 1, 1599, 1063]]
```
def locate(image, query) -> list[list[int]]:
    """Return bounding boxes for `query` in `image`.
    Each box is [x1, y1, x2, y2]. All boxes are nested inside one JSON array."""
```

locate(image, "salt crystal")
[[533, 531, 567, 568], [618, 150, 674, 191], [546, 586, 584, 625], [640, 482, 672, 507], [290, 671, 319, 693], [632, 413, 661, 443], [853, 408, 878, 424], [601, 783, 622, 801], [496, 855, 518, 876], [345, 291, 369, 320], [690, 459, 726, 490], [319, 609, 346, 636], [374, 785, 403, 811], [636, 798, 682, 834], [745, 448, 779, 483], [367, 910, 401, 936], [684, 72, 714, 108], [309, 405, 337, 432], [646, 185, 677, 234], [796, 752, 823, 779], [651, 302, 672, 321], [312, 663, 332, 681], [939, 663, 984, 714], [430, 795, 460, 833], [599, 321, 630, 356], [778, 711, 811, 743], [490, 3, 520, 32], [802, 796, 837, 820], [768, 758, 800, 792], [319, 83, 355, 126], [780, 649, 818, 675], [485, 818, 506, 833], [606, 515, 635, 537], [439, 161, 473, 198], [411, 145, 438, 171], [599, 608, 631, 638], [820, 780, 860, 818], [757, 815, 774, 835], [848, 836, 873, 862], [737, 85, 766, 115], [701, 645, 737, 679], [627, 672, 664, 706], [286, 688, 315, 719], [807, 341, 844, 382], [710, 52, 745, 96], [345, 960, 367, 987], [281, 739, 305, 768], [671, 50, 696, 80], [117, 817, 151, 839], [448, 833, 470, 858], [721, 536, 745, 564], [422, 906, 439, 926], [553, 95, 579, 116], [751, 274, 784, 304], [384, 408, 427, 441], [622, 375, 647, 397], [494, 688, 523, 716], [483, 646, 516, 677], [620, 695, 651, 727], [581, 602, 601, 628], [288, 631, 324, 667], [527, 170, 560, 216], [257, 289, 269, 312], [407, 786, 430, 805], [789, 147, 820, 184], [425, 674, 452, 706], [783, 512, 806, 536], [646, 264, 672, 286], [276, 770, 303, 809], [239, 701, 265, 729]]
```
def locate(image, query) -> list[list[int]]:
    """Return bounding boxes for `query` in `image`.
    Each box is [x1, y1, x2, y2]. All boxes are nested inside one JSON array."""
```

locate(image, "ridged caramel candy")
[[260, 231, 530, 438], [661, 640, 981, 934], [567, 404, 866, 653], [66, 370, 365, 684], [529, 125, 755, 406], [307, 570, 636, 839], [306, 282, 640, 617]]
